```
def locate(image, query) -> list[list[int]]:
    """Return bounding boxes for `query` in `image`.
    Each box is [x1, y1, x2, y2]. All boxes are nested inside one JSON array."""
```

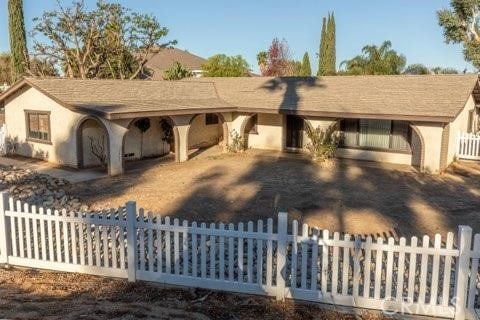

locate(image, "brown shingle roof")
[[194, 75, 479, 121], [4, 78, 236, 118], [145, 48, 206, 80], [1, 74, 478, 122]]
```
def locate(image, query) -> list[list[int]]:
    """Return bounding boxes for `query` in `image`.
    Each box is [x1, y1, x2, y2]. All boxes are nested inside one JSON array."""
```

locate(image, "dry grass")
[[0, 267, 392, 320]]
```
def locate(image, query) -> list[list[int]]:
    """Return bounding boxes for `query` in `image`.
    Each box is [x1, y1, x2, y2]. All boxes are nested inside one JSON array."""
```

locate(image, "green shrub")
[[227, 129, 244, 153], [305, 124, 339, 161]]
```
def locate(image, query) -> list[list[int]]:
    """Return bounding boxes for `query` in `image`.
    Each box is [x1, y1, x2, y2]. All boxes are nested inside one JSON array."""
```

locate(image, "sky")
[[0, 0, 472, 73]]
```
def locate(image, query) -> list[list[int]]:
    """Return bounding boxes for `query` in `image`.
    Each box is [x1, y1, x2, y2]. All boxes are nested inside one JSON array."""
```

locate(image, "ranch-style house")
[[0, 74, 478, 175]]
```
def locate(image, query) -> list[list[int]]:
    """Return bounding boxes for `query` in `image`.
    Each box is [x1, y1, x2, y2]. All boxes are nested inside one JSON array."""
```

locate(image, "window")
[[340, 119, 410, 152], [26, 111, 51, 143], [205, 113, 219, 125]]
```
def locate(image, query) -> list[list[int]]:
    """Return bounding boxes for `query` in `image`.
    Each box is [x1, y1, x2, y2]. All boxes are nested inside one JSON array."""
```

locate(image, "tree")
[[31, 0, 176, 79], [256, 51, 268, 75], [261, 38, 292, 76], [318, 17, 327, 76], [404, 64, 430, 75], [318, 13, 336, 76], [202, 54, 249, 77], [431, 66, 459, 74], [340, 41, 406, 75], [326, 12, 336, 75], [8, 0, 29, 80], [163, 61, 192, 80], [438, 1, 480, 69], [300, 52, 312, 76], [0, 53, 13, 85]]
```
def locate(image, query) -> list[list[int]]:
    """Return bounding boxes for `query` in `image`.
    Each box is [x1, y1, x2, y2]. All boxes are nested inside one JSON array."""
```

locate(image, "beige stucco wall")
[[188, 114, 223, 149], [247, 113, 284, 150], [123, 117, 170, 160], [447, 94, 476, 164], [335, 148, 412, 165], [5, 87, 84, 167]]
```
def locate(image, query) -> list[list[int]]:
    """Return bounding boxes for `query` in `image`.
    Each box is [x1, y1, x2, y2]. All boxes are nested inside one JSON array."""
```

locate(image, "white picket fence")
[[457, 132, 480, 160], [0, 191, 479, 320]]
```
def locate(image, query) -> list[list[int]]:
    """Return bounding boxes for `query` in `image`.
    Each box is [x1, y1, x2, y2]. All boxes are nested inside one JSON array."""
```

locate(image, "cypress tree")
[[317, 17, 327, 76], [326, 12, 336, 75], [8, 0, 29, 81], [301, 52, 311, 76]]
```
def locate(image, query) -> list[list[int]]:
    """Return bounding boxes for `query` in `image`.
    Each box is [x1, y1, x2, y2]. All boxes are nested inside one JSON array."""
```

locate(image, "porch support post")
[[105, 120, 129, 176], [170, 115, 194, 162], [411, 122, 444, 174]]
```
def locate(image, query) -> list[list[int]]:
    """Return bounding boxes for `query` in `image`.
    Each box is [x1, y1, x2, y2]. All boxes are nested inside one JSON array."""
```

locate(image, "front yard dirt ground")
[[70, 149, 480, 238]]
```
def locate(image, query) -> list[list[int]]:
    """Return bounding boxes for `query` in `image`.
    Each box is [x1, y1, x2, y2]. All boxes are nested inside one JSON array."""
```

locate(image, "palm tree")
[[340, 41, 406, 75]]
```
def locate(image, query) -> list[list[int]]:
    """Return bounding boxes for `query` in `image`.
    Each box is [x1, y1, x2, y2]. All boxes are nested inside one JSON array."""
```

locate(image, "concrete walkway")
[[0, 156, 107, 183]]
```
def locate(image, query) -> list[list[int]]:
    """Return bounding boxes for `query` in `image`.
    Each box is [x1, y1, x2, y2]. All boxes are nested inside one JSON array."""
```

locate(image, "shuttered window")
[[26, 111, 51, 143], [341, 119, 410, 152]]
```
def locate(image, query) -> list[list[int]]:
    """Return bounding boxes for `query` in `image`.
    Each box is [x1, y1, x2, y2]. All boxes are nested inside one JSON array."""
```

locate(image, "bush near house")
[[227, 129, 244, 153], [305, 124, 339, 162]]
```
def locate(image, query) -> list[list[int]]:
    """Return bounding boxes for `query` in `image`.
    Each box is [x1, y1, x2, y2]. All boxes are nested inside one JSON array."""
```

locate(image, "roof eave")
[[235, 107, 454, 123]]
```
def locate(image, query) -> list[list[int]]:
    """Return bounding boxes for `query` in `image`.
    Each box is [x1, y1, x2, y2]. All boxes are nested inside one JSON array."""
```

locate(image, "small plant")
[[305, 124, 339, 162], [134, 118, 151, 157], [88, 135, 107, 167], [227, 129, 244, 153]]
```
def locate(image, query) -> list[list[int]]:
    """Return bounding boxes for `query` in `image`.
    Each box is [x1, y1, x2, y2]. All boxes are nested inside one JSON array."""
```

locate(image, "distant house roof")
[[1, 74, 478, 122], [145, 48, 206, 80]]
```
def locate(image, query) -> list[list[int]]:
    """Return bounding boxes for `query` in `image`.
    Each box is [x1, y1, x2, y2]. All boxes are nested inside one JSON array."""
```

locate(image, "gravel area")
[[0, 267, 391, 320]]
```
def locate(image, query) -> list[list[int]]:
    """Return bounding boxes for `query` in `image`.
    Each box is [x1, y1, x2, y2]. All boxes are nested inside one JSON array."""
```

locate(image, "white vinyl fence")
[[0, 124, 7, 156], [457, 132, 480, 160], [0, 191, 479, 320]]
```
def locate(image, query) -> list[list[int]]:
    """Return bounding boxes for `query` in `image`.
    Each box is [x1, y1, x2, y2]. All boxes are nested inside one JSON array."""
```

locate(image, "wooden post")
[[454, 226, 472, 320], [276, 212, 287, 301], [126, 201, 137, 282], [0, 191, 10, 264]]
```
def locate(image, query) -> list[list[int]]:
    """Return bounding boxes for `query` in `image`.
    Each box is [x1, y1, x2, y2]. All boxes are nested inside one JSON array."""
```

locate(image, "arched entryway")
[[77, 117, 110, 172], [410, 124, 425, 170], [122, 116, 176, 163], [187, 113, 228, 158]]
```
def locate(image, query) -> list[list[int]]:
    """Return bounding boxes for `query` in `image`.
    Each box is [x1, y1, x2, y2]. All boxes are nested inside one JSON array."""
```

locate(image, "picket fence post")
[[0, 191, 10, 264], [454, 225, 472, 320], [276, 212, 288, 301], [126, 201, 137, 282]]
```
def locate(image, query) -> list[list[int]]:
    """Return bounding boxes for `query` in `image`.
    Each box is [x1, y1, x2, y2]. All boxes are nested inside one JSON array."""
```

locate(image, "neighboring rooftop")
[[145, 48, 206, 80], [1, 75, 478, 122]]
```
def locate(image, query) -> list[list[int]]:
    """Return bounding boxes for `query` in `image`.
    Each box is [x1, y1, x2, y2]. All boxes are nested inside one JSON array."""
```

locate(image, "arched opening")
[[410, 124, 425, 170], [122, 116, 175, 164], [240, 114, 257, 150], [77, 117, 110, 172], [187, 113, 227, 158]]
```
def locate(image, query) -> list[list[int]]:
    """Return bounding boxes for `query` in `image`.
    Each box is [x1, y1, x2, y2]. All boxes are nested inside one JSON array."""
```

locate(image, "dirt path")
[[0, 267, 387, 320], [71, 149, 480, 238]]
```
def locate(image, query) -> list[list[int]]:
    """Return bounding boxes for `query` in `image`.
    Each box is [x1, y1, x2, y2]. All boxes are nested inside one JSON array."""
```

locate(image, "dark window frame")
[[340, 119, 411, 153], [25, 110, 52, 144], [205, 113, 219, 125]]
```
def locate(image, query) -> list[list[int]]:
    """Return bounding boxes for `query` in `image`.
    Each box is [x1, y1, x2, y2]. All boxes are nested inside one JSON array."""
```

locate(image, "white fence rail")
[[0, 191, 479, 320], [457, 132, 480, 160]]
